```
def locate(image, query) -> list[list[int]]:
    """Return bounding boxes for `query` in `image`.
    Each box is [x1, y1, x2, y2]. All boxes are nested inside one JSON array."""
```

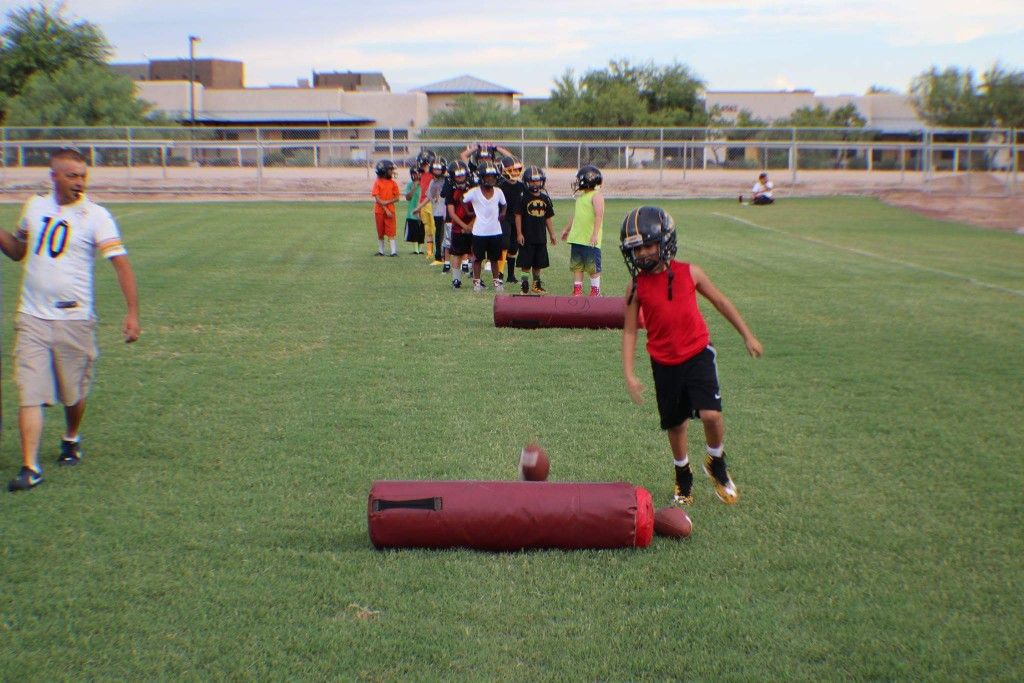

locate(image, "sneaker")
[[374, 252, 385, 256], [589, 285, 601, 296], [520, 276, 530, 294], [442, 263, 451, 273], [58, 439, 82, 466], [8, 466, 43, 492], [462, 263, 470, 274], [531, 280, 547, 294], [672, 484, 694, 506], [572, 283, 583, 297], [389, 253, 398, 257], [506, 275, 519, 285], [452, 279, 461, 289], [473, 280, 485, 292], [431, 260, 444, 266], [494, 280, 504, 292], [703, 454, 739, 505]]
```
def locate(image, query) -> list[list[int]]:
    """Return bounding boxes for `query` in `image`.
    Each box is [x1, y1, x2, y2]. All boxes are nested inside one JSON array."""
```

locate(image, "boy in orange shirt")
[[371, 159, 400, 256]]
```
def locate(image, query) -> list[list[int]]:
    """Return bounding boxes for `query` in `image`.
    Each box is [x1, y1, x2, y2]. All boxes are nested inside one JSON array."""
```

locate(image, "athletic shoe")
[[452, 279, 461, 289], [389, 253, 398, 257], [8, 466, 43, 492], [703, 454, 739, 505], [442, 263, 451, 273], [672, 485, 694, 506], [506, 276, 519, 285], [589, 285, 600, 297], [572, 283, 583, 297], [374, 252, 385, 256], [493, 280, 504, 292], [58, 439, 82, 466], [431, 260, 444, 266], [531, 280, 547, 294], [520, 276, 530, 294], [473, 280, 485, 292], [462, 263, 470, 273]]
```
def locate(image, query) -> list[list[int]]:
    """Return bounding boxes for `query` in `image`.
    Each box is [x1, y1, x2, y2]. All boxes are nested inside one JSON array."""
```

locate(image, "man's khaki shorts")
[[14, 313, 98, 407]]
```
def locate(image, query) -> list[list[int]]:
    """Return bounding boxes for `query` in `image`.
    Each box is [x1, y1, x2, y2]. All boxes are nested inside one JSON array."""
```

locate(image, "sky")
[[15, 0, 1024, 97]]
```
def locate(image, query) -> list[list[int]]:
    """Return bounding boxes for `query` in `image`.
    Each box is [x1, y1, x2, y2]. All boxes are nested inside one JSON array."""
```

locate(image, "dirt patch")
[[876, 174, 1024, 232]]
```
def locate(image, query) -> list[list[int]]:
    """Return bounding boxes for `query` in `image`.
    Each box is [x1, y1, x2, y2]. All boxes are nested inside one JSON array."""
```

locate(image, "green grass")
[[1, 197, 1022, 680]]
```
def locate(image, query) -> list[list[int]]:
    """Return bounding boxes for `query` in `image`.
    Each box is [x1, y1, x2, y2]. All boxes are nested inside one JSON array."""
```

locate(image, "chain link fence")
[[0, 125, 1018, 199]]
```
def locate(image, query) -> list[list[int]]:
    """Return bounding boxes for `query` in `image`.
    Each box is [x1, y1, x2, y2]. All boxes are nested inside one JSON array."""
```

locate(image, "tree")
[[980, 63, 1024, 128], [535, 60, 708, 128], [4, 61, 154, 125], [911, 66, 989, 126], [0, 3, 111, 120]]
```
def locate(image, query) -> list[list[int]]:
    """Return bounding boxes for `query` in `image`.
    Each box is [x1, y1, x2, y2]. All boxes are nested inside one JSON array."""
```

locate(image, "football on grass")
[[519, 443, 550, 481], [654, 506, 692, 538]]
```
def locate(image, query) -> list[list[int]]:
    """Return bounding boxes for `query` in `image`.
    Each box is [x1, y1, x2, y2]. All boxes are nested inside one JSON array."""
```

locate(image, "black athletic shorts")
[[651, 345, 721, 430], [517, 243, 550, 270], [472, 234, 503, 262], [500, 218, 518, 255], [450, 232, 473, 256]]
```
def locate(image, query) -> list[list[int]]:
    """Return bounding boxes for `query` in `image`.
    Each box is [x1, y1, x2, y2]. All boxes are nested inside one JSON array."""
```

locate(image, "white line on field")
[[712, 212, 1024, 298]]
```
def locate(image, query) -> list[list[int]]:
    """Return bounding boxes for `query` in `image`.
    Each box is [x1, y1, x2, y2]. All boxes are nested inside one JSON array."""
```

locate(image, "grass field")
[[1, 197, 1022, 680]]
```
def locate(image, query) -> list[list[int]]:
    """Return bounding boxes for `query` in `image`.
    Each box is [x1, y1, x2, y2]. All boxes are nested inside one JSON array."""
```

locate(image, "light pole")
[[188, 35, 201, 126]]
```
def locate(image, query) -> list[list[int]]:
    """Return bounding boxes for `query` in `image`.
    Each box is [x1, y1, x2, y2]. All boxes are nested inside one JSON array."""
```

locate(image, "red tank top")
[[636, 261, 709, 365]]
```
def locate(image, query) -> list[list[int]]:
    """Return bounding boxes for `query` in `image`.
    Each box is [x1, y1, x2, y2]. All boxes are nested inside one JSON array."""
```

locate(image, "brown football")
[[654, 506, 692, 538], [518, 443, 550, 482]]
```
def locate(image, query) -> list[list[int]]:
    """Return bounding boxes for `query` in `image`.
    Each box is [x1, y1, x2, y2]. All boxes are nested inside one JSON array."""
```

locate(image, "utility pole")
[[189, 35, 201, 126]]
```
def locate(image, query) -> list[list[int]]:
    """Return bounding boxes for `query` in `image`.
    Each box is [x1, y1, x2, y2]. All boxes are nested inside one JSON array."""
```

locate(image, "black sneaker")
[[673, 464, 693, 505], [461, 263, 470, 273], [58, 439, 82, 466], [442, 263, 451, 273], [8, 466, 43, 492], [452, 279, 461, 289]]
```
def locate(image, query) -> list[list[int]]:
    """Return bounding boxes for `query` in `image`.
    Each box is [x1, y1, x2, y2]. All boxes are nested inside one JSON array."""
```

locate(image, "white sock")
[[378, 239, 386, 253], [590, 276, 601, 288], [63, 434, 80, 443], [673, 456, 689, 468], [390, 239, 397, 255], [706, 444, 723, 458]]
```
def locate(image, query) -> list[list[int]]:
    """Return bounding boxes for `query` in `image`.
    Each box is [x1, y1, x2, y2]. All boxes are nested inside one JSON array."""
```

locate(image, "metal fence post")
[[658, 128, 664, 196], [126, 126, 133, 194], [256, 128, 264, 195]]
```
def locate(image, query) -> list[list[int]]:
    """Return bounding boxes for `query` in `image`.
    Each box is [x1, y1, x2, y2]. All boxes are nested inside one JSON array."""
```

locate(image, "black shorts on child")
[[472, 234, 503, 262], [450, 232, 473, 256], [650, 345, 722, 430], [405, 218, 424, 243], [517, 243, 550, 269]]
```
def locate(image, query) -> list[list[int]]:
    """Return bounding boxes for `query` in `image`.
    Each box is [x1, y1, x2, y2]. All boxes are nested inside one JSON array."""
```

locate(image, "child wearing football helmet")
[[427, 158, 448, 265], [371, 159, 400, 256], [514, 166, 557, 293], [445, 160, 474, 287], [561, 165, 604, 296], [462, 160, 507, 291], [498, 156, 526, 284], [620, 206, 763, 507], [403, 166, 426, 254]]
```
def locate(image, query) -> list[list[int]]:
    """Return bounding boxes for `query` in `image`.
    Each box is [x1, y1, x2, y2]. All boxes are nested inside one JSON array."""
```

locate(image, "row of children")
[[371, 143, 605, 296]]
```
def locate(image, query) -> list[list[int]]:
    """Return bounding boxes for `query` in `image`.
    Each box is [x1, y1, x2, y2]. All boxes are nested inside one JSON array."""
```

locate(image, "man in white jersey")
[[0, 149, 140, 492]]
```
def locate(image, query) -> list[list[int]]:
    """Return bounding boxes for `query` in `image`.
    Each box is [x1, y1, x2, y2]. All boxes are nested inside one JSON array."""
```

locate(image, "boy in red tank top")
[[620, 206, 763, 506]]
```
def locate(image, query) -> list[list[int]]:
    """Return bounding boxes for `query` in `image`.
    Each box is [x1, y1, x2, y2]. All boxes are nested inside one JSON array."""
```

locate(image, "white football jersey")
[[16, 193, 127, 320]]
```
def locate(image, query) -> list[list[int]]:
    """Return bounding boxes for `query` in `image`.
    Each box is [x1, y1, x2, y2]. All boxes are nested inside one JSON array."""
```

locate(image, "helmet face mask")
[[416, 150, 435, 168], [430, 160, 446, 178], [499, 156, 524, 182], [572, 165, 603, 193], [478, 161, 499, 188], [448, 160, 469, 189], [619, 206, 678, 278], [523, 165, 546, 194]]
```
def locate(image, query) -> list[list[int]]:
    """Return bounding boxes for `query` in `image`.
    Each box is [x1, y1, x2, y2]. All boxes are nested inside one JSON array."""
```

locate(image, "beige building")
[[705, 90, 923, 131], [412, 75, 521, 117]]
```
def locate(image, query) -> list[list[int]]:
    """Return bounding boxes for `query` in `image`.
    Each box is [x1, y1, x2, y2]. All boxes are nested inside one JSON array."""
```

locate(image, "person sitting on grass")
[[751, 172, 775, 205]]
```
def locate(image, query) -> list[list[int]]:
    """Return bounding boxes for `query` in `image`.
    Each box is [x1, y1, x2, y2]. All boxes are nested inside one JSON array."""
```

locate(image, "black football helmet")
[[620, 206, 677, 279], [430, 158, 446, 178], [416, 149, 435, 167], [448, 160, 469, 189], [375, 159, 396, 178], [477, 160, 500, 187], [523, 165, 546, 194], [499, 156, 524, 182], [571, 165, 602, 193], [473, 144, 495, 165], [409, 165, 422, 180]]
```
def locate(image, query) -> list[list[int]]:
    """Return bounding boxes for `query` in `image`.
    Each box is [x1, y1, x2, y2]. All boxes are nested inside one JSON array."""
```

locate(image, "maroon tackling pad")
[[368, 480, 654, 551], [493, 295, 628, 329]]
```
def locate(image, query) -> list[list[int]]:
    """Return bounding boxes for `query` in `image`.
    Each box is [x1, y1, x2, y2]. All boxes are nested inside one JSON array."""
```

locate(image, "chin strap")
[[666, 264, 674, 301], [627, 278, 638, 306]]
